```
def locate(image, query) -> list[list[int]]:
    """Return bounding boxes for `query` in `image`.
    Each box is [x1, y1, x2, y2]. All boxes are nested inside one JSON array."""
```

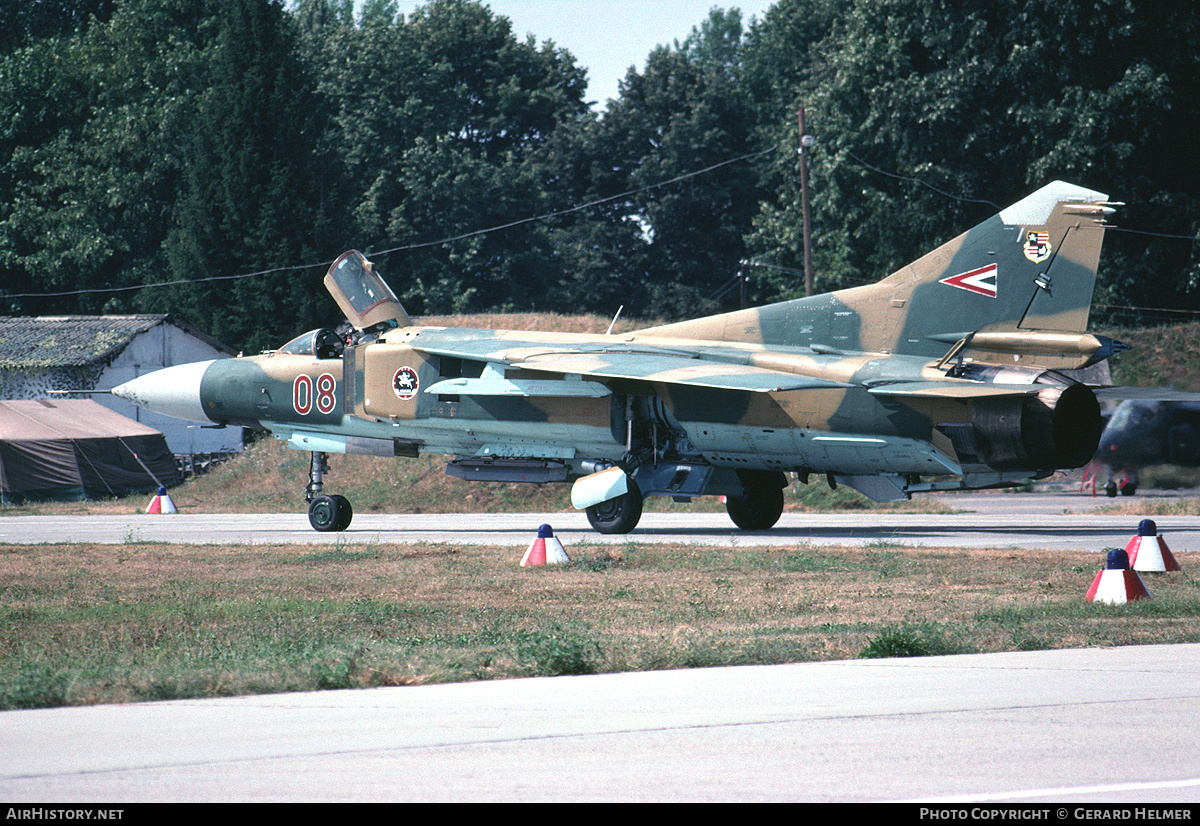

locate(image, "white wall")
[[94, 323, 244, 455]]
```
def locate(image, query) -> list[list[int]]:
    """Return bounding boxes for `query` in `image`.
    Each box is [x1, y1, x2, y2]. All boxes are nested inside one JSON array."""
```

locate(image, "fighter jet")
[[114, 181, 1140, 534], [1086, 399, 1200, 496]]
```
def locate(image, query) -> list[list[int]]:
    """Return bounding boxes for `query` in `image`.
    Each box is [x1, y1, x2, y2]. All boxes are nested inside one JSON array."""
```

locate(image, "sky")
[[391, 1, 778, 108]]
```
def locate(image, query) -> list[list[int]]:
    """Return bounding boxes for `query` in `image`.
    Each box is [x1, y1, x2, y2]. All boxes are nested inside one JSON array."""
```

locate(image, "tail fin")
[[640, 181, 1116, 370], [879, 180, 1113, 350]]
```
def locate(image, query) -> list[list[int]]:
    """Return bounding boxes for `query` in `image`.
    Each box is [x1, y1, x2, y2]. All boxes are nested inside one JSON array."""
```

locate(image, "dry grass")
[[2, 434, 961, 518], [1103, 323, 1200, 392], [418, 312, 630, 334], [3, 535, 1200, 708]]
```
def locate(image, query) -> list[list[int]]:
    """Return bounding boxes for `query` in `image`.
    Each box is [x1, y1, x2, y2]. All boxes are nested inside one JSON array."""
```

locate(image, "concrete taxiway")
[[3, 644, 1200, 802], [2, 491, 1197, 551]]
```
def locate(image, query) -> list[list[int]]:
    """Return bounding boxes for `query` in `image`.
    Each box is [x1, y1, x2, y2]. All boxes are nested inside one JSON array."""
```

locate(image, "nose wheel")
[[305, 451, 353, 531]]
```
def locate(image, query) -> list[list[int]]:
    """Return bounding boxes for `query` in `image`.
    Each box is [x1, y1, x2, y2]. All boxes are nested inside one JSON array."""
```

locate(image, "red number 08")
[[293, 373, 337, 416]]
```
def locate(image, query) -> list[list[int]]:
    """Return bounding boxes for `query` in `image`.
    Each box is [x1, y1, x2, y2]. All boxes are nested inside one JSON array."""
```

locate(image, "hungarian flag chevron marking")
[[940, 263, 998, 297]]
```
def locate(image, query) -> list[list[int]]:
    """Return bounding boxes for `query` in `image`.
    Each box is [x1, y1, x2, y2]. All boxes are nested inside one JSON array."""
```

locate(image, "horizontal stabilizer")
[[867, 381, 1042, 399]]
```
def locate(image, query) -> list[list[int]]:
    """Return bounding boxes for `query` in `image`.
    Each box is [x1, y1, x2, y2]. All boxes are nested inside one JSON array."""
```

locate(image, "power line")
[[844, 150, 1002, 210], [367, 146, 778, 259], [845, 151, 1198, 241], [1107, 226, 1199, 241], [7, 144, 1197, 315], [4, 146, 778, 301], [3, 262, 328, 299]]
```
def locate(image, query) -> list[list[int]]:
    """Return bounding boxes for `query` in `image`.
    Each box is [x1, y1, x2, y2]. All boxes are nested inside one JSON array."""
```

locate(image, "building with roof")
[[0, 315, 242, 455]]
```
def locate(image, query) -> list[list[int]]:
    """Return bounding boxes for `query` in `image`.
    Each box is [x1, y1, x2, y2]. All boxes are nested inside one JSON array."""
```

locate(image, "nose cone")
[[112, 360, 216, 423]]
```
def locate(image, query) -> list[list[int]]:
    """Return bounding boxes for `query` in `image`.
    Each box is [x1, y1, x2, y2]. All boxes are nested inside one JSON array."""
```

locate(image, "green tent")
[[0, 399, 181, 504]]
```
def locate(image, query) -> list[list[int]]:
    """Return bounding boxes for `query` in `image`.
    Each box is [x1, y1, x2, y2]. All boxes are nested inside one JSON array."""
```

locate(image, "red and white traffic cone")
[[1125, 519, 1181, 573], [521, 524, 570, 567], [1086, 548, 1150, 605], [146, 486, 177, 514]]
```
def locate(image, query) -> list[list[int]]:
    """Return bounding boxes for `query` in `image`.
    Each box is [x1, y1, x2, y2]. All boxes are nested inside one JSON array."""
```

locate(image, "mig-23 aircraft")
[[1085, 399, 1200, 496], [114, 180, 1138, 534]]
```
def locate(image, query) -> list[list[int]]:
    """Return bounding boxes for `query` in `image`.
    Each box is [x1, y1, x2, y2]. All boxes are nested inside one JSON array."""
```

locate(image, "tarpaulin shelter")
[[0, 399, 181, 503]]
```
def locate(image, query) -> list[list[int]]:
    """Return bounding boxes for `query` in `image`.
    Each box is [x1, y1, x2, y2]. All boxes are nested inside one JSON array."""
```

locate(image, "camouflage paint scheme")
[[114, 181, 1136, 533]]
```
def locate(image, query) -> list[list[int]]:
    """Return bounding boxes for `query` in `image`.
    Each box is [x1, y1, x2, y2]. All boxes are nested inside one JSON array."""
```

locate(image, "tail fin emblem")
[[940, 263, 998, 298], [1023, 231, 1052, 262]]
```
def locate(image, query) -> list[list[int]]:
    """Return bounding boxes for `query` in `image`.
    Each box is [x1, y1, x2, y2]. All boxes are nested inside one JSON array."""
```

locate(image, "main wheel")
[[725, 470, 786, 530], [585, 478, 643, 534], [331, 494, 353, 530], [309, 494, 344, 532]]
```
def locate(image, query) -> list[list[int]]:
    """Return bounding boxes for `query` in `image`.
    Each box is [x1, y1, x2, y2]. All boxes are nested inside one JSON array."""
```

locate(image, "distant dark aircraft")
[[1085, 400, 1200, 496]]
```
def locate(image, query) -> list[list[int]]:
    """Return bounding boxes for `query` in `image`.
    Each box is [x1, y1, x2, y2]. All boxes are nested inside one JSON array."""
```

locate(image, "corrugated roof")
[[0, 315, 231, 369]]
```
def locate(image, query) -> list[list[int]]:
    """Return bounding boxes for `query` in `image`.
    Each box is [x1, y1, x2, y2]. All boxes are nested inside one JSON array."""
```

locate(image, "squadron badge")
[[1023, 230, 1051, 263], [392, 366, 419, 400]]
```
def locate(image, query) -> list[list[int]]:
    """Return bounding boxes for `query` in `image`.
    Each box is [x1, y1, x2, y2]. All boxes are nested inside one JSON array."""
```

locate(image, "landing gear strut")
[[306, 451, 353, 532]]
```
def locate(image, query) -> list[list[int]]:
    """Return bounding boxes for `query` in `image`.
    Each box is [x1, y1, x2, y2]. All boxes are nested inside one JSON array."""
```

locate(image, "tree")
[[0, 0, 117, 54], [0, 0, 335, 351], [296, 0, 590, 314], [540, 7, 771, 319], [156, 0, 338, 351], [0, 0, 210, 317], [747, 0, 1200, 317]]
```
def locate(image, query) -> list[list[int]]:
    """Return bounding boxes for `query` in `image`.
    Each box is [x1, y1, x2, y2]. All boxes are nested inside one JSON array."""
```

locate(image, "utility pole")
[[798, 107, 815, 297]]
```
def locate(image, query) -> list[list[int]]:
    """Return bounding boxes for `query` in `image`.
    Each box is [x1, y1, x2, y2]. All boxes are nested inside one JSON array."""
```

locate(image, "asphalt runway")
[[4, 491, 1199, 803], [2, 490, 1197, 551]]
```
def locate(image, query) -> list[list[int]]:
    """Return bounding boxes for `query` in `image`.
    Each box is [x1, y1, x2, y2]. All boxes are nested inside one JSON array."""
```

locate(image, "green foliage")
[[513, 625, 603, 676], [297, 0, 589, 316], [0, 665, 70, 710], [858, 623, 968, 659], [2, 0, 1198, 343], [0, 1, 117, 54], [748, 0, 1200, 310], [156, 0, 337, 352], [539, 7, 772, 317]]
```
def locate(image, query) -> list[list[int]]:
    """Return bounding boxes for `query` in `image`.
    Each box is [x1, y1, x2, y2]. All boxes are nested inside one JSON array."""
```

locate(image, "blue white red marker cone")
[[146, 486, 177, 514], [1086, 548, 1150, 605], [1124, 519, 1181, 573], [521, 523, 570, 567]]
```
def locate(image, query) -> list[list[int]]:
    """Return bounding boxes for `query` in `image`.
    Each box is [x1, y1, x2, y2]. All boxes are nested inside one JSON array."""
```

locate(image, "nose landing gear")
[[305, 451, 354, 531]]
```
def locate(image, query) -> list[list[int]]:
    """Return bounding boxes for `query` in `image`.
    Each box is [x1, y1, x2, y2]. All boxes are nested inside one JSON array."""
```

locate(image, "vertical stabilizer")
[[876, 180, 1113, 362], [638, 182, 1115, 370]]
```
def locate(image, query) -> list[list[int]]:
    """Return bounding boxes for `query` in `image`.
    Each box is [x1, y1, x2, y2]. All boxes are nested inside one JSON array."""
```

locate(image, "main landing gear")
[[306, 451, 353, 532], [583, 468, 787, 535], [585, 476, 644, 534], [724, 469, 786, 531]]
